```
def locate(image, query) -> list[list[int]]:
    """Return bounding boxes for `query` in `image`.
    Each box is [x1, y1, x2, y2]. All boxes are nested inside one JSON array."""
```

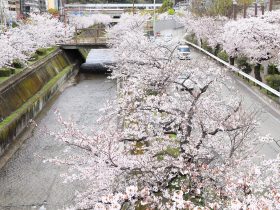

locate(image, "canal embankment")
[[0, 48, 88, 158]]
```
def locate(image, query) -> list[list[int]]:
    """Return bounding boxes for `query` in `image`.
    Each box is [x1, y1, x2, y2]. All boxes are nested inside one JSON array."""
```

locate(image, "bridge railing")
[[185, 40, 280, 102], [73, 24, 107, 44]]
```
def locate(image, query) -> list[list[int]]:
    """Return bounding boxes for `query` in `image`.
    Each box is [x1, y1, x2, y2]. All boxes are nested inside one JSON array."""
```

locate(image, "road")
[[160, 28, 280, 159]]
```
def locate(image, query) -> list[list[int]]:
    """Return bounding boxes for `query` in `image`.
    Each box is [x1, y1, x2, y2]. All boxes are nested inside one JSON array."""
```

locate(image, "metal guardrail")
[[185, 40, 280, 99]]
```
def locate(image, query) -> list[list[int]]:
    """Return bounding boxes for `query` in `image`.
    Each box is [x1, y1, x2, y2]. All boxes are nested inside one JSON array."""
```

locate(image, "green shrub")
[[217, 50, 229, 62], [48, 8, 59, 16], [185, 33, 198, 45], [158, 0, 173, 13], [12, 59, 24, 68], [0, 67, 12, 77], [265, 74, 280, 91], [236, 57, 252, 74], [201, 41, 213, 54], [36, 48, 47, 56], [268, 64, 279, 75], [168, 8, 175, 15], [12, 22, 18, 28], [28, 53, 39, 61], [10, 68, 15, 74]]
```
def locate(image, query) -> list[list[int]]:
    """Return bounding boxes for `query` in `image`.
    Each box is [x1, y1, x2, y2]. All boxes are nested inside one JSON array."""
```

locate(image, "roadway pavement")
[[160, 28, 280, 159]]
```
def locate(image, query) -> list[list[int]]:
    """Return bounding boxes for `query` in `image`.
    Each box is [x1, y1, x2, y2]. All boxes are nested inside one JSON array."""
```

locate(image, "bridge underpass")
[[80, 49, 115, 72], [59, 26, 114, 72]]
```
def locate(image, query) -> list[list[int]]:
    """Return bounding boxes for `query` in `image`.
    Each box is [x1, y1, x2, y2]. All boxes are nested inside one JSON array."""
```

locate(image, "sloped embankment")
[[0, 49, 84, 156]]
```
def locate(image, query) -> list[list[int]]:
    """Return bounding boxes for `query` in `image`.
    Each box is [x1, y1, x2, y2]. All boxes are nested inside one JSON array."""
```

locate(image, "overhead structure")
[[80, 48, 115, 72], [64, 3, 162, 19]]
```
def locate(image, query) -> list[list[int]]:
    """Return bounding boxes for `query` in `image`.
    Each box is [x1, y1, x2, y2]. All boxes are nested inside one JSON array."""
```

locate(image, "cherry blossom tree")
[[48, 13, 280, 210], [68, 14, 112, 29], [0, 13, 74, 68], [180, 9, 280, 79], [180, 12, 227, 51], [222, 16, 280, 80]]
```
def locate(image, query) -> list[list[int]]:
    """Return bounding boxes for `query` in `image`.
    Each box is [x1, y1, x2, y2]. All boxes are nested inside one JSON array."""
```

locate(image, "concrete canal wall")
[[0, 48, 86, 156]]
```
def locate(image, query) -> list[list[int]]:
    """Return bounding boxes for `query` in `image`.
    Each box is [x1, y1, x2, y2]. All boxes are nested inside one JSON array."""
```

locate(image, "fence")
[[185, 40, 280, 101], [73, 25, 107, 45]]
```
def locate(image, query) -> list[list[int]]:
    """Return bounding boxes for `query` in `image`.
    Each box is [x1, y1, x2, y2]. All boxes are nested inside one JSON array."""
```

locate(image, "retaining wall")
[[0, 49, 83, 156]]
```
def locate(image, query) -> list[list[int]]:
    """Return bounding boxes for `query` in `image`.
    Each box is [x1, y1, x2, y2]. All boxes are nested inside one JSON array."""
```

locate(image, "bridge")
[[59, 25, 107, 49], [64, 3, 162, 19], [59, 20, 153, 49]]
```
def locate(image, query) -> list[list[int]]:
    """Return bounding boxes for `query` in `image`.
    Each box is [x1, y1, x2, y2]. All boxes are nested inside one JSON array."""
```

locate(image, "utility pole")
[[233, 0, 237, 20], [0, 0, 7, 31], [0, 0, 3, 28], [243, 3, 247, 18], [261, 4, 265, 14], [132, 0, 135, 15], [269, 0, 273, 11], [20, 0, 25, 18], [230, 0, 238, 66], [153, 0, 156, 36], [254, 1, 258, 16]]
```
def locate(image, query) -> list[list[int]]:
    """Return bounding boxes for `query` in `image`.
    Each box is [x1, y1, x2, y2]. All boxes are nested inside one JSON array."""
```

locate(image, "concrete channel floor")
[[0, 73, 116, 210]]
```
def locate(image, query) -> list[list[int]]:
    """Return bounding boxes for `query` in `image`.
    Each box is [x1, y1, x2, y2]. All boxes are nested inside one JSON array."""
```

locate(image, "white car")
[[177, 45, 191, 60]]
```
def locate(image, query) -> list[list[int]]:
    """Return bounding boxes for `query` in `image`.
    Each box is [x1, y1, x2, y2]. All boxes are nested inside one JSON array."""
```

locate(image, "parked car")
[[177, 45, 191, 60]]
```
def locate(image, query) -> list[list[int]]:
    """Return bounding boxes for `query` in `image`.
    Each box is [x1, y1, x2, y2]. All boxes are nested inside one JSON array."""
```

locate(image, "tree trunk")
[[263, 62, 268, 76], [269, 0, 273, 11], [233, 3, 237, 20], [198, 38, 202, 47], [243, 4, 247, 18], [254, 63, 262, 82], [214, 44, 221, 56], [229, 56, 235, 65], [254, 3, 258, 16], [261, 5, 265, 15]]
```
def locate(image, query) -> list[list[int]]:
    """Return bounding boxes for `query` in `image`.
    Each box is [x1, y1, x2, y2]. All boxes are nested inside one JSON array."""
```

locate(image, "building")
[[0, 0, 13, 26], [47, 0, 60, 10], [275, 0, 280, 9], [20, 0, 46, 15], [39, 0, 46, 11], [7, 0, 20, 14]]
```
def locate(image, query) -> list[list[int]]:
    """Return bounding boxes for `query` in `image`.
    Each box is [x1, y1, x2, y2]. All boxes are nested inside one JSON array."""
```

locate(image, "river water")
[[0, 72, 115, 210]]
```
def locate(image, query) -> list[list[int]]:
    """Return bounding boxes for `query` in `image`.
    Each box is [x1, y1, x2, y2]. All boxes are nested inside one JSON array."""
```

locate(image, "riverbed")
[[0, 73, 115, 210]]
